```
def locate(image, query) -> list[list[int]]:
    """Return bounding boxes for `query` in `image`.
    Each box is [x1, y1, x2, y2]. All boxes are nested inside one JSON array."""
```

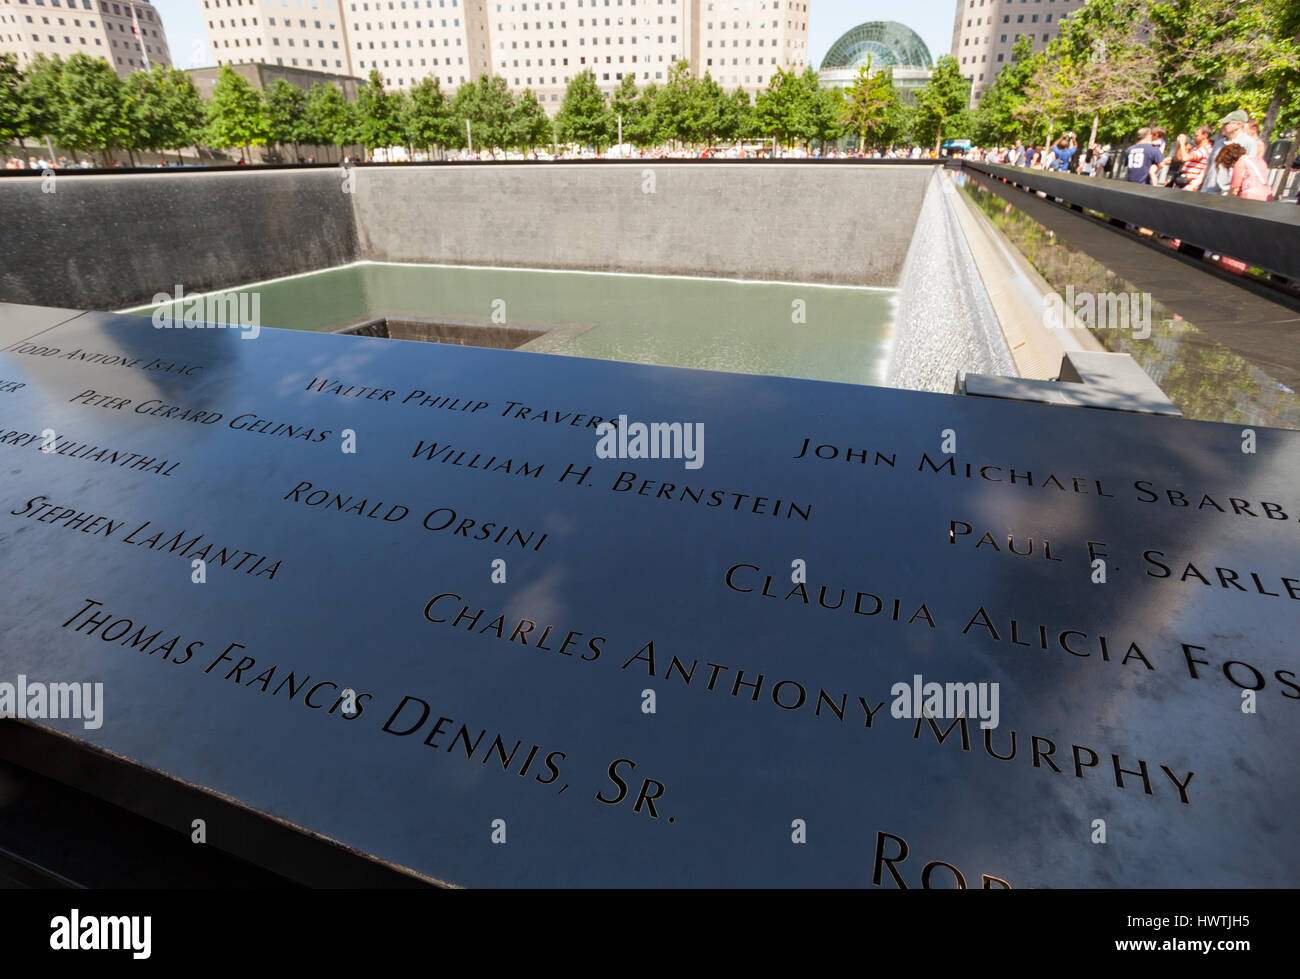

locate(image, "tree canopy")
[[968, 0, 1300, 155], [5, 5, 1295, 168], [913, 56, 971, 151], [554, 70, 613, 150], [204, 64, 268, 161]]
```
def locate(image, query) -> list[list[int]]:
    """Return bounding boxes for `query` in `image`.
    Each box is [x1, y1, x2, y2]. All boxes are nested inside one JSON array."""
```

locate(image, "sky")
[[152, 0, 958, 72]]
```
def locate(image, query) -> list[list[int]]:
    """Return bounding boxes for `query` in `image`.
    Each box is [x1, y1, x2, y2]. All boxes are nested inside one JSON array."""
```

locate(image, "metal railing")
[[963, 162, 1300, 282]]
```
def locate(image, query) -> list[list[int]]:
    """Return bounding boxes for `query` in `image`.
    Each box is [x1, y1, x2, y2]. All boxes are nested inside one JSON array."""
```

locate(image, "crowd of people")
[[443, 144, 942, 162], [5, 145, 939, 167], [962, 110, 1287, 202], [5, 156, 97, 169], [4, 112, 1290, 196]]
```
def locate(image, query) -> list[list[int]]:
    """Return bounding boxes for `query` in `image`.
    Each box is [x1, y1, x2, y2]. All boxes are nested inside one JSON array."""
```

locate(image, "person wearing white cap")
[[1201, 110, 1250, 194]]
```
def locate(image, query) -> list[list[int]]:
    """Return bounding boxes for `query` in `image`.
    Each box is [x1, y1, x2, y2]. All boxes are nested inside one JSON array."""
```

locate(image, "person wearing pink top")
[[1220, 142, 1275, 201]]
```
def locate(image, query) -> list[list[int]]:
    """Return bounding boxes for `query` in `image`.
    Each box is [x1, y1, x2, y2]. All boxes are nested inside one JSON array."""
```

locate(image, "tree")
[[886, 100, 916, 149], [688, 72, 745, 146], [390, 89, 413, 157], [404, 75, 459, 158], [948, 0, 1298, 177], [691, 70, 733, 144], [264, 78, 307, 161], [302, 83, 353, 161], [755, 67, 838, 149], [913, 55, 971, 152], [16, 55, 64, 155], [205, 64, 268, 162], [355, 69, 405, 157], [60, 54, 130, 166], [1019, 53, 1073, 147], [0, 53, 24, 153], [705, 76, 743, 144], [1153, 0, 1300, 143], [338, 96, 362, 158], [728, 87, 755, 143], [124, 67, 164, 164], [510, 88, 551, 152], [1048, 0, 1158, 149], [159, 67, 205, 163], [124, 65, 204, 164], [842, 65, 904, 150], [840, 59, 894, 152], [611, 71, 639, 145], [301, 83, 331, 159], [805, 68, 845, 148], [625, 81, 661, 148], [554, 69, 612, 150], [1236, 0, 1300, 142], [453, 74, 516, 156], [755, 67, 803, 146], [970, 35, 1040, 146], [655, 60, 700, 145]]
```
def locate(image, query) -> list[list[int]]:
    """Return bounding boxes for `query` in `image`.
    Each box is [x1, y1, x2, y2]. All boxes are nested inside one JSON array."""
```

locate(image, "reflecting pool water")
[[126, 262, 896, 387]]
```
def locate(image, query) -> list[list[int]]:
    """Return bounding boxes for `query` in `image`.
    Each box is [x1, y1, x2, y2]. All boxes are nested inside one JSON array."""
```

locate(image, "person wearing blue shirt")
[[1050, 134, 1078, 171], [1124, 128, 1165, 184]]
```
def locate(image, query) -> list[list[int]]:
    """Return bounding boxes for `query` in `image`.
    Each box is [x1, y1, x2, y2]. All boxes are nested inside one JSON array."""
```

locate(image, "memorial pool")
[[124, 263, 898, 387]]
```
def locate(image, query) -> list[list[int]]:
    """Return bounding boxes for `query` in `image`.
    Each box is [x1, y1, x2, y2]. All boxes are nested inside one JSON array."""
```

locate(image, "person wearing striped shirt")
[[1178, 126, 1214, 192]]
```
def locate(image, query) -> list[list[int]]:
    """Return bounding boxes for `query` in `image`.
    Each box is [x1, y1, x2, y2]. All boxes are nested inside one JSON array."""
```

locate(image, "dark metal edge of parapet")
[[0, 158, 951, 178], [0, 723, 443, 889], [962, 161, 1300, 282]]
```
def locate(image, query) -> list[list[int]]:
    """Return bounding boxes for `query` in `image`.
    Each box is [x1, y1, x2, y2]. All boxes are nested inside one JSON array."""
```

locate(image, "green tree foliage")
[[126, 66, 184, 160], [840, 59, 895, 151], [655, 60, 698, 144], [1018, 55, 1072, 146], [264, 78, 308, 159], [60, 54, 131, 165], [970, 36, 1039, 145], [625, 81, 661, 148], [510, 88, 551, 151], [1151, 0, 1300, 141], [554, 69, 612, 150], [889, 102, 917, 148], [302, 82, 356, 160], [204, 64, 268, 161], [454, 73, 516, 155], [0, 53, 24, 151], [728, 87, 755, 142], [692, 74, 744, 145], [390, 89, 413, 154], [913, 55, 971, 151], [607, 69, 750, 149], [754, 67, 804, 145], [16, 55, 66, 152], [17, 3, 1295, 166], [753, 67, 839, 148], [610, 71, 639, 144], [355, 69, 405, 154], [807, 69, 846, 147], [160, 67, 206, 159], [1040, 0, 1154, 146], [680, 70, 719, 144], [404, 75, 459, 156], [970, 0, 1299, 159]]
